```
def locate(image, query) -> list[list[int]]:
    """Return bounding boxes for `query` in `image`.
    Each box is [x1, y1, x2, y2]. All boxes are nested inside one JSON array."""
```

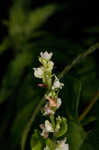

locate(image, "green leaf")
[[68, 121, 86, 150], [0, 38, 10, 54], [81, 79, 99, 104], [81, 116, 97, 126], [46, 138, 56, 150], [80, 88, 99, 150], [61, 75, 82, 119], [9, 4, 57, 43], [74, 56, 98, 104], [26, 4, 57, 33], [11, 100, 38, 147], [9, 7, 27, 38], [80, 142, 93, 150], [15, 74, 39, 111], [0, 51, 33, 103], [85, 116, 99, 149], [21, 96, 46, 150], [0, 100, 14, 141], [30, 130, 43, 150]]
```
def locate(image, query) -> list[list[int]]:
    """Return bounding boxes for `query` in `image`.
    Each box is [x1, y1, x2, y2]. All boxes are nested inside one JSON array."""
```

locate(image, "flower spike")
[[33, 51, 69, 150]]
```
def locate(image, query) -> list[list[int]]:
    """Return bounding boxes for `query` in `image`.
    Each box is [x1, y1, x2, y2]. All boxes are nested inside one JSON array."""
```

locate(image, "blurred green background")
[[0, 0, 99, 150]]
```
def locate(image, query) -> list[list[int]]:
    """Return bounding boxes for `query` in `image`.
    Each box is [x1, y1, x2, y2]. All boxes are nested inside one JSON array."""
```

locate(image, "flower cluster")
[[33, 51, 69, 150]]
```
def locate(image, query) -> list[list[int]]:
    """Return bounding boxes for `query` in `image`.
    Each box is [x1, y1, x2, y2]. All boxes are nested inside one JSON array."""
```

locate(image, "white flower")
[[33, 67, 44, 78], [40, 120, 54, 138], [45, 120, 54, 132], [56, 98, 62, 109], [44, 103, 55, 116], [52, 76, 64, 90], [56, 138, 69, 150], [44, 145, 50, 150], [40, 51, 53, 60]]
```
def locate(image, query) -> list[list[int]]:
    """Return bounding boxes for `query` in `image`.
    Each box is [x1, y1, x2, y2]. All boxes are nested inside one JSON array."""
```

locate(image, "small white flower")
[[44, 108, 54, 116], [33, 67, 44, 78], [44, 103, 55, 116], [56, 138, 69, 150], [44, 145, 50, 150], [56, 98, 62, 109], [52, 76, 64, 90], [45, 120, 54, 132], [40, 51, 53, 60], [40, 120, 54, 138]]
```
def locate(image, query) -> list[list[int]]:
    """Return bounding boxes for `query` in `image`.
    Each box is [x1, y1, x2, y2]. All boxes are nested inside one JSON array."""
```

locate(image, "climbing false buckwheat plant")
[[33, 51, 69, 150]]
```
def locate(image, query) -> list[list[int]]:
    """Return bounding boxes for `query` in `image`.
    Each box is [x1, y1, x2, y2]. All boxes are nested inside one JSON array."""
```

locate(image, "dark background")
[[0, 0, 99, 150]]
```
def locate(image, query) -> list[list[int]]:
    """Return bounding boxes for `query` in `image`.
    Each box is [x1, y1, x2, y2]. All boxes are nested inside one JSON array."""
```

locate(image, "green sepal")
[[54, 117, 68, 138], [30, 130, 43, 150], [39, 57, 47, 67], [55, 116, 62, 132], [45, 138, 56, 150]]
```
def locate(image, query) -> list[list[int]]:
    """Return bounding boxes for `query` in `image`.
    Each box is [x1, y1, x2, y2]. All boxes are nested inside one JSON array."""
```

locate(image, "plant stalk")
[[58, 43, 99, 79], [79, 91, 99, 121], [21, 43, 99, 150]]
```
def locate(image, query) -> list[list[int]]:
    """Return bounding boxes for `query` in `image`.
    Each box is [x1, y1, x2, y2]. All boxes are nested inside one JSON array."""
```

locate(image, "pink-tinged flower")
[[40, 120, 54, 138], [45, 95, 62, 109], [45, 96, 57, 107], [43, 103, 55, 116]]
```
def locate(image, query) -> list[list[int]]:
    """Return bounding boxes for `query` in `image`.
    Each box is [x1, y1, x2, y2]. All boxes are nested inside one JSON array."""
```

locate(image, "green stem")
[[21, 97, 45, 150], [58, 43, 99, 79], [50, 115, 55, 129], [21, 43, 99, 150], [79, 91, 99, 121]]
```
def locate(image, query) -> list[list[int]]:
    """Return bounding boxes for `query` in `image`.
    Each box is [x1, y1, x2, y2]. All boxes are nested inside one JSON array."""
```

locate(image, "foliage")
[[0, 0, 99, 150]]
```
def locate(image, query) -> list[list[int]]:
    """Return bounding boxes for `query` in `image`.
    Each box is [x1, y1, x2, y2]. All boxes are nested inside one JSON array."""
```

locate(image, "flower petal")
[[33, 67, 44, 78], [40, 51, 53, 60]]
